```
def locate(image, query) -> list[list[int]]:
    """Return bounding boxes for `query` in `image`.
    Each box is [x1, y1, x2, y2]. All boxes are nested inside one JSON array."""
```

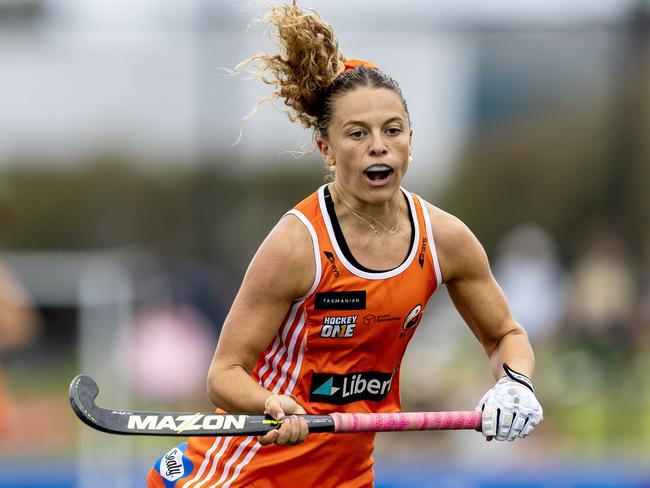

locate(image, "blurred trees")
[[443, 3, 650, 261], [441, 99, 613, 260], [0, 152, 322, 283]]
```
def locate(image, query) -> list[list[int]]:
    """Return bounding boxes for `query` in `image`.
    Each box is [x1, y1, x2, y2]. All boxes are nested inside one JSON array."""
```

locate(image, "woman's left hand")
[[258, 394, 309, 446], [476, 365, 543, 442]]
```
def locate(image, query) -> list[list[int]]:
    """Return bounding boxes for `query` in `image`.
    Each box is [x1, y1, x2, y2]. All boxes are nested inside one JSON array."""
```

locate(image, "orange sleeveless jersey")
[[148, 185, 442, 488]]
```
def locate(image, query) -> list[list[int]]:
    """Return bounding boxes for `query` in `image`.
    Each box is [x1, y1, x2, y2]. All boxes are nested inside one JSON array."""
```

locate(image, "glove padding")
[[476, 368, 543, 441]]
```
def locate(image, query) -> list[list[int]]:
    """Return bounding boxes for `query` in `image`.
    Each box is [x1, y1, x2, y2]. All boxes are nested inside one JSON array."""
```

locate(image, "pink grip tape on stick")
[[330, 411, 482, 433]]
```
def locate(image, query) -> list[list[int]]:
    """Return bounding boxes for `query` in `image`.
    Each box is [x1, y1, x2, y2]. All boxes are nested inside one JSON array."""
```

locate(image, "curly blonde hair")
[[237, 1, 410, 139], [236, 1, 343, 130]]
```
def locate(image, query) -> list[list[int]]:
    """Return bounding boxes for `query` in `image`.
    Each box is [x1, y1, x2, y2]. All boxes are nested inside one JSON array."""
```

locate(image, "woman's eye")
[[387, 127, 402, 135], [350, 131, 365, 138]]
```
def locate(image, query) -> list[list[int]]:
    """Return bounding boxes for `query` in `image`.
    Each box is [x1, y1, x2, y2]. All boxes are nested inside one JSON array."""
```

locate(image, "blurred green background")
[[0, 0, 649, 487]]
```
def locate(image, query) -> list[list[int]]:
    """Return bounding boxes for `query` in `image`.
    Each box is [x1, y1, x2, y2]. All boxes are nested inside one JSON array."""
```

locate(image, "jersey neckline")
[[318, 185, 420, 280]]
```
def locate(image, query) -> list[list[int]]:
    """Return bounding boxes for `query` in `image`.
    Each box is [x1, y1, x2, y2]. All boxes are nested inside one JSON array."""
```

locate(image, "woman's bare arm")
[[428, 206, 534, 380], [207, 214, 316, 413]]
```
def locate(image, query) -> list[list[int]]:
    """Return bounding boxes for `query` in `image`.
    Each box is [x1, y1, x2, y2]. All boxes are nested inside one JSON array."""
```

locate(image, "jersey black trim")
[[323, 186, 415, 274]]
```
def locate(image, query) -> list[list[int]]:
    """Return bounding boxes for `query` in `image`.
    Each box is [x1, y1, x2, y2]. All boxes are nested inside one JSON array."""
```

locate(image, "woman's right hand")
[[258, 394, 309, 446]]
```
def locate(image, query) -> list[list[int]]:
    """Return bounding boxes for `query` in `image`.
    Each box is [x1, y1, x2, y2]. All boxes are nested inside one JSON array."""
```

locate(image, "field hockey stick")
[[70, 374, 481, 436]]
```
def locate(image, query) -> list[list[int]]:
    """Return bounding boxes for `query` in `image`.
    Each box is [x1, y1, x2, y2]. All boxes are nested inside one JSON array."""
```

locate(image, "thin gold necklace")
[[333, 187, 401, 235]]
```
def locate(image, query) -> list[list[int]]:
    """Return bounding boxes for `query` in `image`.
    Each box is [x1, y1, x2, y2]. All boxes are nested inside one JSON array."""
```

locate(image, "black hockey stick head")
[[69, 374, 117, 435], [69, 373, 267, 436], [69, 374, 335, 436]]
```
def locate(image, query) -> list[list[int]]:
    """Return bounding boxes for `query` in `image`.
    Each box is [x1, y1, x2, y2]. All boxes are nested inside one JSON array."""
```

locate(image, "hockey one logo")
[[320, 315, 357, 338], [309, 371, 394, 405], [128, 413, 246, 433], [161, 447, 184, 482]]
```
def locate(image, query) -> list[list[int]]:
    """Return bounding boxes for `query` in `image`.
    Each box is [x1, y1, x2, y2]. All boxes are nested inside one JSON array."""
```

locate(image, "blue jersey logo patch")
[[155, 442, 194, 487]]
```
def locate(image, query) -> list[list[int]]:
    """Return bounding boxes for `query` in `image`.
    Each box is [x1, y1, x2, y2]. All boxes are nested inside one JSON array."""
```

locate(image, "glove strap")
[[503, 363, 534, 393]]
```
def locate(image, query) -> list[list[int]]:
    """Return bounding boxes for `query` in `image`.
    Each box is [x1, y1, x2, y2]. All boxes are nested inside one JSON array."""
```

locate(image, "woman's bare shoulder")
[[420, 201, 473, 246], [420, 200, 487, 282], [244, 212, 317, 300]]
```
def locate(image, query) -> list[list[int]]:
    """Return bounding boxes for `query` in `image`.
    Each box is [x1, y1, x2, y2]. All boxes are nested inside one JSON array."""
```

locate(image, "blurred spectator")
[[564, 226, 638, 442], [493, 223, 567, 345], [122, 304, 215, 405], [117, 256, 225, 406], [0, 262, 40, 432], [567, 227, 636, 347], [638, 236, 650, 335]]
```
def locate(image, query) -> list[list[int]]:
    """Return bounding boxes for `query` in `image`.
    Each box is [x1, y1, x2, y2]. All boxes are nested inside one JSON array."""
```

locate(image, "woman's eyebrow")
[[341, 116, 405, 129]]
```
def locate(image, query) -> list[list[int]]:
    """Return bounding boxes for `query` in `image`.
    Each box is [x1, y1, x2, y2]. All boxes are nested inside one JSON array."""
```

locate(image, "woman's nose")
[[368, 136, 388, 157]]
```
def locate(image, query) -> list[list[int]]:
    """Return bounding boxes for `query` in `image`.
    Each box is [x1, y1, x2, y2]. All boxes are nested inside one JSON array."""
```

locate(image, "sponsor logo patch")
[[309, 371, 394, 405], [161, 447, 184, 482], [315, 291, 366, 310], [363, 313, 401, 325], [320, 315, 357, 338], [156, 442, 193, 486]]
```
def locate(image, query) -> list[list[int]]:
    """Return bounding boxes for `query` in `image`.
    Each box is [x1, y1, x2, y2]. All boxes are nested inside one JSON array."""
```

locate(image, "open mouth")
[[364, 164, 393, 181]]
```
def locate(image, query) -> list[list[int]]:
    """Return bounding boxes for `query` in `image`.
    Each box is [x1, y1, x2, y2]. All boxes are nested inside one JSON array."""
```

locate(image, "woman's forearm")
[[488, 327, 535, 380], [207, 363, 273, 413]]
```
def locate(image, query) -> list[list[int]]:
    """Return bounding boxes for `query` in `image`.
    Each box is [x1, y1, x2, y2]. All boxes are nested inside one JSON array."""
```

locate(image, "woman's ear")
[[316, 137, 333, 164]]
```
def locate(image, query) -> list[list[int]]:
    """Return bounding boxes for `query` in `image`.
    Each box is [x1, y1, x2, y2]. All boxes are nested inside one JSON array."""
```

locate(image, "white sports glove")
[[476, 363, 543, 441]]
